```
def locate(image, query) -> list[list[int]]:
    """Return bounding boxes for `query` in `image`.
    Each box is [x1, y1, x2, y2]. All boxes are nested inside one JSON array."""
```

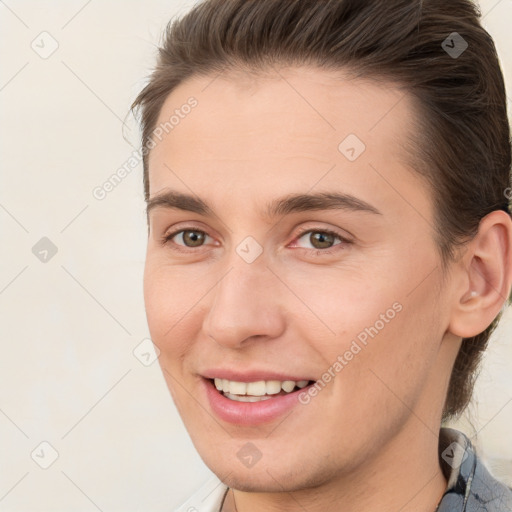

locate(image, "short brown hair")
[[131, 0, 512, 420]]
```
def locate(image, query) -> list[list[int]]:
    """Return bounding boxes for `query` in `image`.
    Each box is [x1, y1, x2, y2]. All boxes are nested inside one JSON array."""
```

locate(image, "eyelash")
[[290, 227, 351, 256], [160, 226, 351, 256]]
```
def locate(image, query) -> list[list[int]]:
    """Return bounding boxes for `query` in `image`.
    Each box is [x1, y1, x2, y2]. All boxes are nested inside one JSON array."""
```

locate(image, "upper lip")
[[201, 368, 315, 383]]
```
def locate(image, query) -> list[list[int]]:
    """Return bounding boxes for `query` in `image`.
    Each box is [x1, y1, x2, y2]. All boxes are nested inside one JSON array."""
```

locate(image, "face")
[[143, 66, 458, 493]]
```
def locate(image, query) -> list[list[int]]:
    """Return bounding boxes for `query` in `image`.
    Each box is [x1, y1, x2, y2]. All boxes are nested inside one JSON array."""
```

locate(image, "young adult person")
[[132, 1, 512, 510]]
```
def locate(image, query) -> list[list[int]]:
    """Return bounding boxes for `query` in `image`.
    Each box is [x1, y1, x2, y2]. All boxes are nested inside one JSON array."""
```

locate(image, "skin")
[[143, 66, 512, 512]]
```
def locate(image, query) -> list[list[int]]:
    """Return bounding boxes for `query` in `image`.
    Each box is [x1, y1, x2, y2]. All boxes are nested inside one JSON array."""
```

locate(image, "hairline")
[[142, 63, 463, 276]]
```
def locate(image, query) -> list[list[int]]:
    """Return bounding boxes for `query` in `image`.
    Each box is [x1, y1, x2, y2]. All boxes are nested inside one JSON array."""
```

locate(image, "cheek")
[[296, 256, 442, 396], [287, 265, 405, 347], [143, 264, 201, 413], [143, 260, 199, 358], [333, 283, 443, 423]]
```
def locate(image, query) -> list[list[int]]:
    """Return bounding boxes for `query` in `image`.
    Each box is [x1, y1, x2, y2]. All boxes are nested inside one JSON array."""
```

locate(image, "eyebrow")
[[146, 190, 382, 218]]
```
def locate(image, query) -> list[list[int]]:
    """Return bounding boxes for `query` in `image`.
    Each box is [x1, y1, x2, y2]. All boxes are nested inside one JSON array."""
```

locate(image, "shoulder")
[[438, 427, 512, 511]]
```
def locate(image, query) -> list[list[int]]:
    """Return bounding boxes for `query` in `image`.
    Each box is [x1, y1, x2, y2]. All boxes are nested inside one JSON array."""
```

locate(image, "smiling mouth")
[[209, 378, 315, 402]]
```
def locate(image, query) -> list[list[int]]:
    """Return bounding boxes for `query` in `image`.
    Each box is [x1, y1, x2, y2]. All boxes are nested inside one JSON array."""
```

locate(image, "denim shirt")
[[175, 427, 512, 512], [436, 427, 512, 511]]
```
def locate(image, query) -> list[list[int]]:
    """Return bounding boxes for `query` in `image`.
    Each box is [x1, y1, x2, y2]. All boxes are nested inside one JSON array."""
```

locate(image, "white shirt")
[[173, 476, 228, 512]]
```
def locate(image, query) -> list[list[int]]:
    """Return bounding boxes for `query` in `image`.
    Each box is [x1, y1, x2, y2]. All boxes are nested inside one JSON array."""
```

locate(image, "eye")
[[292, 228, 350, 253], [161, 228, 214, 250], [160, 226, 351, 255]]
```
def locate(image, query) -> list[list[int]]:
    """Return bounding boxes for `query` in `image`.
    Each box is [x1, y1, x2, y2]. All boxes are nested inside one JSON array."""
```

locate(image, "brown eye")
[[164, 229, 211, 248], [309, 232, 336, 249], [181, 230, 206, 247], [295, 230, 342, 250]]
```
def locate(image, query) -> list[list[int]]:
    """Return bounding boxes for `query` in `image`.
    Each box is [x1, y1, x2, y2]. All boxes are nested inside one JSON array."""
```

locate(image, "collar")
[[436, 427, 512, 511]]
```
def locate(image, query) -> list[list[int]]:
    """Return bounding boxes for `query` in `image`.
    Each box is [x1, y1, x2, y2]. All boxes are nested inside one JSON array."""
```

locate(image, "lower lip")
[[202, 378, 313, 426]]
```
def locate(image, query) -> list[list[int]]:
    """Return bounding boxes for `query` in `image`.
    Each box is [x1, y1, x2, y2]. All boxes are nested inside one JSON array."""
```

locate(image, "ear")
[[448, 210, 512, 339]]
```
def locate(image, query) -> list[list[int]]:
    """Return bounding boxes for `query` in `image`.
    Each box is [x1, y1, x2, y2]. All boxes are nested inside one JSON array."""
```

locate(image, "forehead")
[[147, 66, 427, 215], [150, 66, 415, 160]]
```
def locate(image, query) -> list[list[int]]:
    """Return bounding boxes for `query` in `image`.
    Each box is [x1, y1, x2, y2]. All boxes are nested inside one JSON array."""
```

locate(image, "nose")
[[202, 258, 286, 349]]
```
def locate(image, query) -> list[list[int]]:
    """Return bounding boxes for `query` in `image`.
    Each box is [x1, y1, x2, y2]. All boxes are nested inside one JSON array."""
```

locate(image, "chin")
[[221, 472, 304, 493], [201, 451, 338, 495]]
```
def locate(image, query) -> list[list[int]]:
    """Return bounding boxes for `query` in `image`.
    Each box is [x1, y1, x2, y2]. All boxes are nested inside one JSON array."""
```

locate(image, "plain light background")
[[0, 0, 511, 510]]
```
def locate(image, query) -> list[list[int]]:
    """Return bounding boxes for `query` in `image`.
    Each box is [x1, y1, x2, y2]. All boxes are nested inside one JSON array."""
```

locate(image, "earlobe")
[[448, 210, 512, 339]]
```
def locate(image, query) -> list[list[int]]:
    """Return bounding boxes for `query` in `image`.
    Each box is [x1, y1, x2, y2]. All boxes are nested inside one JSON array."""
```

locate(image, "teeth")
[[212, 378, 311, 396], [246, 381, 267, 396], [224, 392, 272, 402], [229, 381, 247, 395], [281, 380, 295, 393], [265, 380, 282, 395]]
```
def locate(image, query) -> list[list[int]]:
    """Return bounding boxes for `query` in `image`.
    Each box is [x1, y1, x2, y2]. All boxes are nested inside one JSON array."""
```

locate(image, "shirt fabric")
[[174, 427, 512, 512]]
